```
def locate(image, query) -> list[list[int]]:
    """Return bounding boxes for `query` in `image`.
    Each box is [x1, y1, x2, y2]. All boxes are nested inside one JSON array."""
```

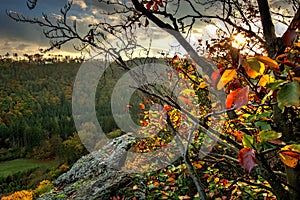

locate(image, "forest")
[[1, 0, 300, 199], [0, 56, 140, 196]]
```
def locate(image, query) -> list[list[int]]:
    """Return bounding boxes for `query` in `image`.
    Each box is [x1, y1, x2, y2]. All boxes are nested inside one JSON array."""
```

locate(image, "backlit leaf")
[[259, 74, 275, 87], [279, 153, 298, 168], [225, 86, 249, 109], [243, 58, 265, 78], [279, 144, 300, 168], [217, 69, 237, 90], [281, 144, 300, 153], [277, 81, 300, 109], [258, 130, 282, 143], [238, 148, 258, 173], [197, 81, 208, 89], [256, 56, 280, 71]]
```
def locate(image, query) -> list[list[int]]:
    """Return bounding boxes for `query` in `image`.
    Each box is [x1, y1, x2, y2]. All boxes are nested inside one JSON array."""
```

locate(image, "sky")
[[0, 0, 292, 59], [0, 0, 91, 57]]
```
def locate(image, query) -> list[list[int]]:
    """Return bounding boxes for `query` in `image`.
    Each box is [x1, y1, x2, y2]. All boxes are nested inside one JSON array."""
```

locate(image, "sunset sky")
[[0, 0, 291, 58], [0, 0, 92, 57]]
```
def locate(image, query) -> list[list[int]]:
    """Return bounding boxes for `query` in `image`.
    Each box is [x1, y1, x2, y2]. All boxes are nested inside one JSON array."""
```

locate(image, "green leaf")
[[247, 58, 261, 72], [278, 81, 300, 110], [242, 133, 255, 148], [258, 130, 282, 143], [256, 111, 272, 119], [266, 80, 288, 90], [254, 121, 271, 131]]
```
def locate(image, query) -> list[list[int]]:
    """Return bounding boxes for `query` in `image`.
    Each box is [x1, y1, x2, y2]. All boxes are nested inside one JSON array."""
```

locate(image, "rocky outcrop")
[[39, 134, 147, 200]]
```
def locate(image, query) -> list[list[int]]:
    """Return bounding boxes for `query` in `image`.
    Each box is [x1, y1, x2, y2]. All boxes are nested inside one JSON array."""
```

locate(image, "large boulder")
[[39, 134, 147, 200]]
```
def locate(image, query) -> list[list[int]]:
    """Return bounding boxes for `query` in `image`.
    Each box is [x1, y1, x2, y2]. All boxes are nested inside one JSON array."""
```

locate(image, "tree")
[[8, 0, 300, 199]]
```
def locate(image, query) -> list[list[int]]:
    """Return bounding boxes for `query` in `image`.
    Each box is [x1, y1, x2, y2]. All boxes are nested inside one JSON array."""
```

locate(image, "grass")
[[0, 159, 59, 178]]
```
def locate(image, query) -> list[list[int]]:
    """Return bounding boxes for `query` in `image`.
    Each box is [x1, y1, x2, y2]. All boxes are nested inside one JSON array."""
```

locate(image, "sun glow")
[[232, 33, 246, 49]]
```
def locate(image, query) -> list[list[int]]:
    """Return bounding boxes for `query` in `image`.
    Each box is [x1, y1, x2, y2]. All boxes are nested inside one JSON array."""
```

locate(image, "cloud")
[[73, 0, 88, 10]]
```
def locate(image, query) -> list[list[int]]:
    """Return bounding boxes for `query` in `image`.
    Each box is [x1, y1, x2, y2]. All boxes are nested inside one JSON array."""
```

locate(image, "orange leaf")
[[232, 131, 243, 142], [256, 56, 280, 72], [139, 103, 145, 110], [217, 69, 237, 90], [167, 177, 176, 183], [279, 153, 298, 168], [194, 163, 202, 169], [242, 58, 265, 79], [278, 144, 300, 168], [226, 86, 249, 109]]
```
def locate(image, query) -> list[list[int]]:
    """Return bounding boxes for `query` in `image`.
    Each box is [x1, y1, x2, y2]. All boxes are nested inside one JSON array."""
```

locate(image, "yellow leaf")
[[217, 69, 237, 90], [259, 74, 275, 86], [243, 58, 265, 78], [256, 56, 280, 71], [279, 153, 298, 168], [197, 81, 208, 89]]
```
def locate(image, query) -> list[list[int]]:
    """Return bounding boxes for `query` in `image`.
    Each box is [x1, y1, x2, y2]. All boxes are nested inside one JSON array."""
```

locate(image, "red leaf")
[[238, 148, 258, 173], [281, 151, 300, 160], [146, 2, 152, 10], [153, 2, 158, 11], [226, 86, 249, 110], [211, 68, 224, 89]]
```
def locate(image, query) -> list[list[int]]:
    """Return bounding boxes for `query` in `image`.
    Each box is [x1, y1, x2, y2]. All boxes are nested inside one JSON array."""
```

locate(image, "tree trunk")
[[286, 165, 300, 200], [257, 1, 300, 200], [257, 0, 277, 56]]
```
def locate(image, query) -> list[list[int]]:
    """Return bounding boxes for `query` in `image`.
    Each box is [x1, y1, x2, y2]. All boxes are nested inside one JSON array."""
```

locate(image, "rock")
[[39, 133, 147, 200]]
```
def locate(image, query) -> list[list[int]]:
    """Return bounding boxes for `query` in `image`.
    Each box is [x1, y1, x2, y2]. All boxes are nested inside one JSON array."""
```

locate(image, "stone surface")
[[39, 133, 147, 200]]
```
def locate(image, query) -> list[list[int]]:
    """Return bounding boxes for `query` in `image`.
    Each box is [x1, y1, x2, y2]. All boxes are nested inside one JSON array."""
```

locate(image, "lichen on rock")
[[39, 133, 147, 200]]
